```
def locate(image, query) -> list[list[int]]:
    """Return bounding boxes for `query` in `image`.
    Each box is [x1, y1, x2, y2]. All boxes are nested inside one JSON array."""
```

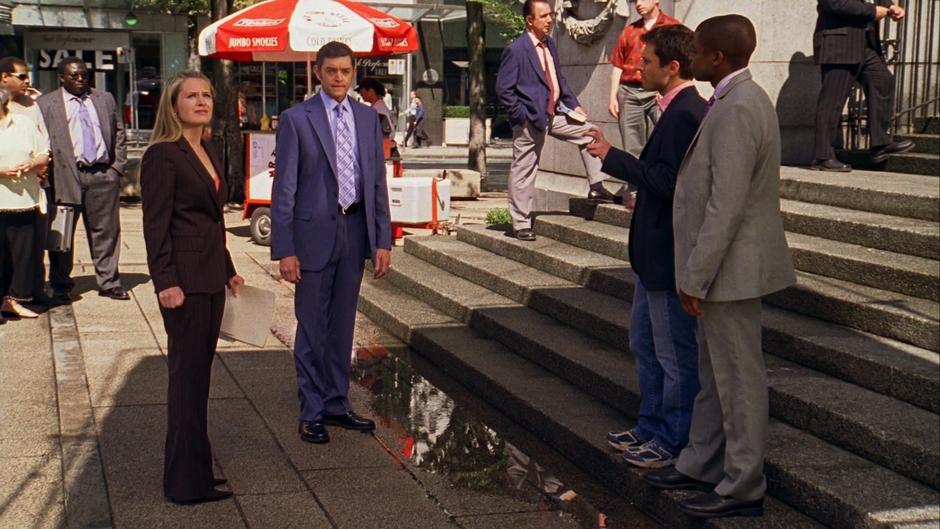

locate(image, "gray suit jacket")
[[673, 70, 796, 302], [37, 87, 127, 205]]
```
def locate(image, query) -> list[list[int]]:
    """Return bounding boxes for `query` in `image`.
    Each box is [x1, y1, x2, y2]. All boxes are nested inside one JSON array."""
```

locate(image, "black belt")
[[77, 161, 108, 170], [338, 201, 362, 215]]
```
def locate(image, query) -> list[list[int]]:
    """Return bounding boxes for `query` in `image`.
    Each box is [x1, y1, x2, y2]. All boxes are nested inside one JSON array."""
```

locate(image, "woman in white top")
[[0, 86, 49, 323]]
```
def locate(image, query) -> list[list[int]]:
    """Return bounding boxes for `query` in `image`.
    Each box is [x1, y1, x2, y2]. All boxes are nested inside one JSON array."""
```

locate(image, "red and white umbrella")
[[198, 0, 419, 62]]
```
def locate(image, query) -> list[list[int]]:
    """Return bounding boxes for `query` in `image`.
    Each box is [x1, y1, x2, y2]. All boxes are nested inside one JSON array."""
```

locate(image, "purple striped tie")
[[76, 97, 98, 164], [335, 105, 356, 209]]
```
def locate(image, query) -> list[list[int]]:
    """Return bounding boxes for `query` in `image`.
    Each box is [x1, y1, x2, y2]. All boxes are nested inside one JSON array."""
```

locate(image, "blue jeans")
[[629, 279, 700, 454]]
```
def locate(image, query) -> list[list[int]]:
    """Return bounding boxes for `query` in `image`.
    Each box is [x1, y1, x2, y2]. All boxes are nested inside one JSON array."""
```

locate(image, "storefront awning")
[[362, 2, 466, 23]]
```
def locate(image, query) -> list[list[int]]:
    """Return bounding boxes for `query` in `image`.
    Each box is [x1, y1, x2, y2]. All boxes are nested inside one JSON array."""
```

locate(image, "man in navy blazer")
[[585, 25, 705, 469], [271, 42, 392, 445], [496, 0, 616, 241]]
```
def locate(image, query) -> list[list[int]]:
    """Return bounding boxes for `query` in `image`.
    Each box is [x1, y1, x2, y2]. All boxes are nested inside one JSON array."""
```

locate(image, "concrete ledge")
[[401, 168, 482, 198]]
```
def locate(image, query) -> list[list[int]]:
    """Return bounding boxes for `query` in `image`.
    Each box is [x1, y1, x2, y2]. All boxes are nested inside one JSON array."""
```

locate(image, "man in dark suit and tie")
[[271, 41, 392, 445], [812, 0, 912, 171], [37, 57, 128, 301], [496, 0, 617, 242], [584, 24, 705, 470]]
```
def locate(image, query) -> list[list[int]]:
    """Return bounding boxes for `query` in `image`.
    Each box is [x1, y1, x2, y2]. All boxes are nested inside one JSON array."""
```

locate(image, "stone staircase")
[[357, 165, 940, 529]]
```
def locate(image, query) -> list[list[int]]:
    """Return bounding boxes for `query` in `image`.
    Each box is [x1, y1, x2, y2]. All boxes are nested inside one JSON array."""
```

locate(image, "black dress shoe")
[[643, 468, 715, 491], [168, 488, 234, 505], [52, 290, 72, 305], [679, 491, 764, 518], [213, 478, 227, 486], [322, 411, 375, 432], [870, 139, 915, 163], [810, 158, 852, 172], [587, 187, 617, 203], [99, 287, 130, 300], [299, 421, 330, 443], [514, 228, 536, 241], [31, 293, 55, 307]]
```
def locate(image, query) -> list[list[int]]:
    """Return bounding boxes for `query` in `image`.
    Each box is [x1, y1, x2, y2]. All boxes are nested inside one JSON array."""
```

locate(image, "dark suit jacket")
[[140, 139, 236, 294], [814, 0, 892, 65], [271, 93, 392, 271], [496, 33, 580, 131], [600, 86, 706, 291], [37, 87, 127, 205]]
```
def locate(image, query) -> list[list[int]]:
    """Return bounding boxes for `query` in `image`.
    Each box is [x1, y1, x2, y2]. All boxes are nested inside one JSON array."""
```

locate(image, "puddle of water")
[[351, 345, 644, 529]]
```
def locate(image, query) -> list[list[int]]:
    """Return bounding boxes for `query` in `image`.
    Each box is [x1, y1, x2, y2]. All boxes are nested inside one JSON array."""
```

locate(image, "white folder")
[[220, 285, 276, 347]]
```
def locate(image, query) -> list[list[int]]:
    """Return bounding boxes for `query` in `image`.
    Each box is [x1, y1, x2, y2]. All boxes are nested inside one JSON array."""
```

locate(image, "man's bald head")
[[695, 14, 757, 70]]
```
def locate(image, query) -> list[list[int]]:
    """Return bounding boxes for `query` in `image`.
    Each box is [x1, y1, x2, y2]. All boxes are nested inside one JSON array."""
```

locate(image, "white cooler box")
[[387, 176, 451, 224]]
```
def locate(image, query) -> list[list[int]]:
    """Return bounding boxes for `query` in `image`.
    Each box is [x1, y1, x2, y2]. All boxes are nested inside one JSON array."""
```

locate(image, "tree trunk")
[[187, 15, 201, 70], [467, 1, 487, 177], [211, 0, 245, 202]]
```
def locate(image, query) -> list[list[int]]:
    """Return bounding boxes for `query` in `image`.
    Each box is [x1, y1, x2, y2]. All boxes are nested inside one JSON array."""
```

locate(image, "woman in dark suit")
[[140, 70, 244, 505]]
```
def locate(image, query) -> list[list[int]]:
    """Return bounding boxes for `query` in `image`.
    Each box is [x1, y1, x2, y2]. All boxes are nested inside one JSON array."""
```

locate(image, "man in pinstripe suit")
[[812, 0, 913, 172]]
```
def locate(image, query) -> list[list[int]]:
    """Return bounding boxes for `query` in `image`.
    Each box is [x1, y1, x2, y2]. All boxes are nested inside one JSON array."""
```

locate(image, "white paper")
[[220, 285, 276, 347]]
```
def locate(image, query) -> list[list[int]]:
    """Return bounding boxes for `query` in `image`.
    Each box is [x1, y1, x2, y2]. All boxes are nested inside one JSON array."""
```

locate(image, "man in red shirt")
[[609, 0, 679, 158]]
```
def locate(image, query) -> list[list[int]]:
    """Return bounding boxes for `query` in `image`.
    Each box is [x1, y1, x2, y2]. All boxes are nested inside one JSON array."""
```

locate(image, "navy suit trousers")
[[293, 207, 369, 422]]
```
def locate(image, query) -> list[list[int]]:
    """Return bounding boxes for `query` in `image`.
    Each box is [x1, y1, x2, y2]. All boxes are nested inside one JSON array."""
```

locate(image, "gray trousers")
[[49, 165, 122, 292], [509, 115, 606, 230], [617, 83, 660, 158], [675, 297, 768, 501]]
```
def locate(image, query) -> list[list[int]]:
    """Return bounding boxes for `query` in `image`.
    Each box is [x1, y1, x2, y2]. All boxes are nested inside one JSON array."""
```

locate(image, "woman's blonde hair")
[[149, 70, 214, 146]]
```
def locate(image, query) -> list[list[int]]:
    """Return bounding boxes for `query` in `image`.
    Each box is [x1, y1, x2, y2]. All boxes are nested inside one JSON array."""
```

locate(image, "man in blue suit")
[[496, 0, 616, 241], [584, 25, 705, 469], [271, 41, 392, 445]]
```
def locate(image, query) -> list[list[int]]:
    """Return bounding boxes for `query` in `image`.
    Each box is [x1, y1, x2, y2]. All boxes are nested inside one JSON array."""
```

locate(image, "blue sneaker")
[[607, 428, 646, 451], [622, 441, 677, 469]]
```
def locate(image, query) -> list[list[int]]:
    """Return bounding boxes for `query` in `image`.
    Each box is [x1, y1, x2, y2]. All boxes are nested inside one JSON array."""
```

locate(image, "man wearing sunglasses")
[[37, 57, 128, 303]]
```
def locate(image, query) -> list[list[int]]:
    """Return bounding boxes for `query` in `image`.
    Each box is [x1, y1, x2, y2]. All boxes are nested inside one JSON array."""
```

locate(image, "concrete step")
[[897, 133, 940, 155], [390, 246, 940, 489], [839, 151, 940, 177], [779, 167, 939, 222], [787, 233, 940, 301], [766, 270, 939, 352], [420, 229, 939, 412], [536, 213, 940, 302], [914, 116, 940, 135], [569, 198, 633, 228], [359, 276, 939, 529], [403, 236, 632, 352], [780, 199, 940, 259], [459, 223, 940, 352], [568, 199, 631, 228]]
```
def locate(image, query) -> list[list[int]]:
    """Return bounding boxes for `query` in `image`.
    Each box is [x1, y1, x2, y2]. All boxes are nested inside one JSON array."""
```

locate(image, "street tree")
[[467, 0, 525, 176], [467, 0, 487, 176], [136, 0, 251, 200]]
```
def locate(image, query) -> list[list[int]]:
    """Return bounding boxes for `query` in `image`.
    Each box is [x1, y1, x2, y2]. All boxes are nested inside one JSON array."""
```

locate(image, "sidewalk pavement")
[[0, 204, 604, 529], [398, 142, 513, 160]]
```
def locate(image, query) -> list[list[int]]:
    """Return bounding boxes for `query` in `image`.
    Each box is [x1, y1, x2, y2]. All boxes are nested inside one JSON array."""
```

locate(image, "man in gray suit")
[[642, 15, 796, 519], [38, 57, 128, 302]]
